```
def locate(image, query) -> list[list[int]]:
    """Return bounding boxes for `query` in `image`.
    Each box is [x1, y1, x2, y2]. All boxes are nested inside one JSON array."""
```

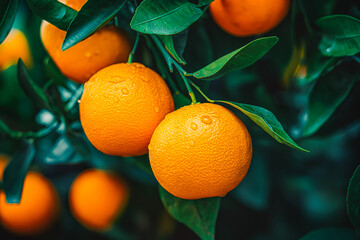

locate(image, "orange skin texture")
[[210, 0, 290, 37], [69, 169, 129, 231], [0, 172, 60, 235], [0, 29, 32, 71], [40, 0, 131, 83], [80, 63, 174, 156], [149, 103, 252, 200]]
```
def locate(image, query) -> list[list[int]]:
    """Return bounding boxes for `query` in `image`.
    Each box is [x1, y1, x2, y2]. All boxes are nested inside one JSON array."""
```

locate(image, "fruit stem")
[[190, 80, 214, 103], [151, 35, 197, 104], [127, 32, 140, 63]]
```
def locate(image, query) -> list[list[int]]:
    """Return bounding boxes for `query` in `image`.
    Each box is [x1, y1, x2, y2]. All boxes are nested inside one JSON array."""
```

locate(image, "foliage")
[[0, 0, 359, 239]]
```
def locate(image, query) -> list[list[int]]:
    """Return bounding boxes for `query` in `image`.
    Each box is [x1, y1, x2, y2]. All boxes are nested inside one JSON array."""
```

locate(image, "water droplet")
[[85, 52, 92, 58], [77, 99, 81, 103], [121, 88, 129, 95], [154, 107, 159, 113], [201, 115, 212, 125], [190, 122, 198, 130], [212, 113, 219, 118]]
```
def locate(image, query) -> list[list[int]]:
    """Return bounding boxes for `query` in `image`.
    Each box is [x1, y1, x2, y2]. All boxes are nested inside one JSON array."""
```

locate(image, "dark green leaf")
[[303, 60, 360, 137], [3, 140, 35, 203], [26, 0, 77, 31], [158, 35, 187, 65], [130, 0, 206, 35], [17, 59, 51, 110], [43, 56, 69, 88], [62, 0, 127, 50], [217, 100, 308, 152], [173, 91, 191, 109], [66, 130, 91, 159], [189, 37, 278, 80], [44, 133, 86, 165], [299, 228, 357, 240], [347, 165, 360, 233], [127, 155, 153, 175], [317, 15, 360, 57], [159, 186, 220, 240], [0, 0, 19, 43], [172, 29, 188, 56], [65, 85, 83, 112]]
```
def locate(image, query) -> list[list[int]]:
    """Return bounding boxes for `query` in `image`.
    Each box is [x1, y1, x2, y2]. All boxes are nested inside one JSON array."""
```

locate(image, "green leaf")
[[347, 165, 360, 233], [65, 85, 83, 112], [217, 100, 308, 152], [158, 34, 187, 65], [127, 155, 153, 175], [43, 56, 69, 88], [0, 0, 19, 44], [159, 186, 220, 240], [62, 0, 127, 50], [26, 0, 77, 31], [173, 91, 191, 109], [303, 60, 360, 137], [3, 140, 35, 204], [317, 15, 360, 57], [189, 37, 278, 80], [17, 59, 51, 110], [130, 0, 209, 35], [299, 228, 357, 240], [66, 130, 91, 159]]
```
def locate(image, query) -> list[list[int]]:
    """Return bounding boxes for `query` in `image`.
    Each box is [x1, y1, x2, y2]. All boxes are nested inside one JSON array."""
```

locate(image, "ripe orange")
[[209, 0, 290, 37], [149, 103, 252, 199], [0, 171, 60, 235], [79, 62, 174, 156], [40, 0, 131, 83], [0, 29, 32, 71], [69, 169, 129, 231]]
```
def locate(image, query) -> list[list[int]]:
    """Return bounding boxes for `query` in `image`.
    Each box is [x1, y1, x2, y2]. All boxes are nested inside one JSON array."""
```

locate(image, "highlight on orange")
[[69, 169, 129, 231], [209, 0, 290, 37], [0, 29, 32, 71], [40, 0, 132, 83], [0, 171, 60, 235]]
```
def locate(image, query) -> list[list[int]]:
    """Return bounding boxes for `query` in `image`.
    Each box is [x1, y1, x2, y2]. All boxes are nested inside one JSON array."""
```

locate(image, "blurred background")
[[0, 0, 359, 239]]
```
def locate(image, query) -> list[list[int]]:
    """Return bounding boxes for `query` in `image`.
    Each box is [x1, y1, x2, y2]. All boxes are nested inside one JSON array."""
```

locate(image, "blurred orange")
[[0, 29, 32, 71]]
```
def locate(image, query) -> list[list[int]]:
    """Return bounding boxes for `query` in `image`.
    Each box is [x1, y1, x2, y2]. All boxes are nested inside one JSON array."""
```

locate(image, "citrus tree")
[[0, 0, 359, 239]]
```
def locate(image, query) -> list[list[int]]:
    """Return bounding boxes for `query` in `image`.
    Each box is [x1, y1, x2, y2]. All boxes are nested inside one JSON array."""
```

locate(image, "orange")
[[209, 0, 290, 37], [0, 154, 9, 180], [0, 171, 60, 235], [0, 29, 32, 70], [79, 62, 174, 156], [69, 169, 129, 231], [149, 103, 252, 199], [40, 0, 131, 83]]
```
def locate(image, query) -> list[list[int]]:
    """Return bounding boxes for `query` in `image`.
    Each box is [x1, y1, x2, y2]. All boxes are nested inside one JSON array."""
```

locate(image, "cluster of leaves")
[[0, 0, 359, 239]]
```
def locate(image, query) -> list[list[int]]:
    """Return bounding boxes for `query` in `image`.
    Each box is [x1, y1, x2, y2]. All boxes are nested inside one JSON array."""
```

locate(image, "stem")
[[190, 80, 214, 103], [145, 36, 180, 93], [128, 32, 140, 63], [151, 35, 197, 104]]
